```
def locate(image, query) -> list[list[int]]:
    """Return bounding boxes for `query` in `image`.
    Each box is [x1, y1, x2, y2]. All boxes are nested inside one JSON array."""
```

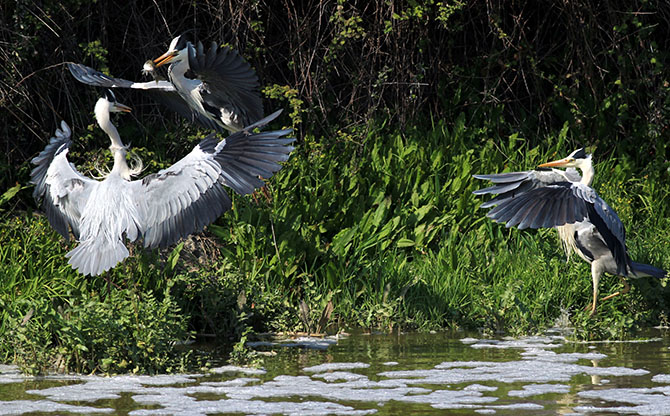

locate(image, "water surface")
[[2, 329, 670, 415]]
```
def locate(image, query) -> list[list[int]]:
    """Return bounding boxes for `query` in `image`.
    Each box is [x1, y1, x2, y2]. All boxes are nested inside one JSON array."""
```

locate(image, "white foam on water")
[[520, 348, 607, 362], [210, 365, 266, 375], [312, 371, 368, 382], [303, 362, 370, 373], [467, 336, 565, 350], [219, 374, 430, 402], [0, 365, 25, 385], [396, 387, 498, 406], [129, 397, 377, 416], [6, 333, 670, 415], [575, 385, 670, 415], [508, 383, 570, 397], [382, 361, 398, 366], [26, 374, 200, 402], [381, 358, 647, 386], [200, 377, 258, 387], [652, 374, 670, 383], [0, 399, 113, 414], [573, 338, 663, 344], [247, 336, 338, 350]]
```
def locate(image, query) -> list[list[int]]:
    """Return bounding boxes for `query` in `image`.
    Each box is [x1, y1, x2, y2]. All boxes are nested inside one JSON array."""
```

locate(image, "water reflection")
[[1, 330, 670, 415]]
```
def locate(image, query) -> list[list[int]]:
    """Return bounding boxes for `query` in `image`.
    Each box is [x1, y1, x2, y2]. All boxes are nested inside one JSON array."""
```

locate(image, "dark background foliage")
[[1, 0, 669, 205]]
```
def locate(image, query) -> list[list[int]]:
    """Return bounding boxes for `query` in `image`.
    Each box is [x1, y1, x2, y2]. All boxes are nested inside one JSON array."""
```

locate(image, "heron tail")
[[65, 239, 129, 276], [631, 262, 667, 279]]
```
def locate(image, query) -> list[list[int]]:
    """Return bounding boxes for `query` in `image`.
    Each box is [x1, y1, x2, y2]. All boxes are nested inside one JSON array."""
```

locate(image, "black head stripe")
[[104, 89, 116, 102], [572, 148, 587, 159], [176, 32, 193, 50]]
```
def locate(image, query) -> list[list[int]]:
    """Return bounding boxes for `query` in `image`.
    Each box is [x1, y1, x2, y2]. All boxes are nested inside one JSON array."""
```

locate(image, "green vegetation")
[[1, 1, 669, 374], [1, 115, 669, 373]]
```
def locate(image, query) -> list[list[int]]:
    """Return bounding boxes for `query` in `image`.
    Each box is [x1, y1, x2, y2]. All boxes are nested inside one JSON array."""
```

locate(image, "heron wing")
[[130, 110, 295, 249], [68, 63, 175, 90], [30, 121, 97, 240], [474, 167, 632, 273], [473, 169, 592, 230], [68, 63, 226, 130], [588, 197, 631, 275], [187, 42, 263, 128]]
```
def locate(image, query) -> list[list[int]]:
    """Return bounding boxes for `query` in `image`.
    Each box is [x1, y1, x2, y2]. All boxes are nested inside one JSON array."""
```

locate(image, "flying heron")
[[30, 91, 294, 276], [473, 148, 666, 315], [67, 35, 262, 133]]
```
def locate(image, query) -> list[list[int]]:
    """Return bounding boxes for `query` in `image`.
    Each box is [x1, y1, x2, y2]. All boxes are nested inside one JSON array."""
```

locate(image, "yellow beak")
[[538, 157, 571, 168], [114, 103, 132, 113], [153, 51, 178, 68]]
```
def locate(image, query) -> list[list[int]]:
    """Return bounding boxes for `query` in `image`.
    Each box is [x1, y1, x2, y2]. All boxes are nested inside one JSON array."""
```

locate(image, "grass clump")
[[3, 288, 191, 375]]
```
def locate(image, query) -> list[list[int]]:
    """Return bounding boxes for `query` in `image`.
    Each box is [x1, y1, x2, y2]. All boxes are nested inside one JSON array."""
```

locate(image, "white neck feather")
[[579, 155, 594, 186], [94, 98, 142, 181], [95, 99, 124, 149]]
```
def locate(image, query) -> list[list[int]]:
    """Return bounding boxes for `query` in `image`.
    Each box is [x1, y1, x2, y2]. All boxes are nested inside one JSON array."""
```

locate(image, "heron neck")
[[110, 148, 131, 181], [95, 107, 125, 149], [168, 55, 189, 78], [580, 159, 594, 186]]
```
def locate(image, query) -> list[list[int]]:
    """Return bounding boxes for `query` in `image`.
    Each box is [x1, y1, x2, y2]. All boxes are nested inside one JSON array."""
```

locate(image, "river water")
[[2, 329, 670, 415]]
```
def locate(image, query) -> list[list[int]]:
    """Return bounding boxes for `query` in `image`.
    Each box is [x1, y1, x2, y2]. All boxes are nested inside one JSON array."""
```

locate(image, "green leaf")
[[331, 227, 356, 256], [165, 242, 184, 274], [397, 238, 415, 248], [0, 184, 22, 207]]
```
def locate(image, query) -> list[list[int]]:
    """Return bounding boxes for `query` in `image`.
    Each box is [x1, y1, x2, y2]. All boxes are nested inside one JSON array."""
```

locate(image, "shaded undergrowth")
[[1, 114, 669, 374]]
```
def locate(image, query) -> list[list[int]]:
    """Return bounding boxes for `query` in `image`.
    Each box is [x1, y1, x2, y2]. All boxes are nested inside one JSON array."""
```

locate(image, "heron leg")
[[600, 276, 630, 302], [586, 262, 604, 316]]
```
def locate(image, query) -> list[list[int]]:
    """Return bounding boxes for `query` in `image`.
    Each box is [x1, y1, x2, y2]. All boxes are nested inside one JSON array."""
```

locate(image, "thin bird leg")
[[586, 266, 601, 316], [600, 276, 631, 302]]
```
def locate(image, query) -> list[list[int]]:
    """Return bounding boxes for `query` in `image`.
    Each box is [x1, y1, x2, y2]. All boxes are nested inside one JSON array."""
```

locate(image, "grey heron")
[[473, 148, 667, 315], [68, 35, 262, 133], [30, 91, 294, 276]]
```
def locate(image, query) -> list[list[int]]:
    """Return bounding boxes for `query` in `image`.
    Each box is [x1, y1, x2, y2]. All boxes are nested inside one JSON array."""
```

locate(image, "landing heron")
[[30, 91, 294, 276], [473, 148, 666, 315]]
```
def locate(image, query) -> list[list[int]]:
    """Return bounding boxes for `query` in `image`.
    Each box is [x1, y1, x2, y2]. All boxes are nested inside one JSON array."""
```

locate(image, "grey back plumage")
[[473, 168, 632, 276]]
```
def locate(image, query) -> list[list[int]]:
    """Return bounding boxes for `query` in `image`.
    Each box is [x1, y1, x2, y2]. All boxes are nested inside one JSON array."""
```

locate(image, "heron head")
[[154, 34, 190, 68], [538, 148, 591, 169], [96, 90, 132, 116]]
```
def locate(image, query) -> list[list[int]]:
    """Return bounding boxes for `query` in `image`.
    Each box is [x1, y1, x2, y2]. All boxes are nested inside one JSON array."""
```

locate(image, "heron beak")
[[153, 50, 178, 67], [114, 103, 132, 113], [538, 157, 571, 168]]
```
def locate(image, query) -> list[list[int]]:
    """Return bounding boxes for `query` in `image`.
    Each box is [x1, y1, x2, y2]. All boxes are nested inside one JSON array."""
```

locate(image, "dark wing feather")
[[131, 110, 295, 249], [473, 168, 591, 230], [187, 42, 263, 128], [68, 63, 223, 130], [68, 63, 134, 88], [589, 197, 632, 275], [147, 89, 225, 132]]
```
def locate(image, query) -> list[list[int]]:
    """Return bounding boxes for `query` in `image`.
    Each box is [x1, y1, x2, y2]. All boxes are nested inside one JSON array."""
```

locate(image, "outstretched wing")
[[187, 42, 263, 130], [130, 110, 295, 249], [30, 121, 97, 239], [68, 63, 219, 130], [473, 168, 632, 275], [472, 169, 595, 230], [68, 63, 175, 90]]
